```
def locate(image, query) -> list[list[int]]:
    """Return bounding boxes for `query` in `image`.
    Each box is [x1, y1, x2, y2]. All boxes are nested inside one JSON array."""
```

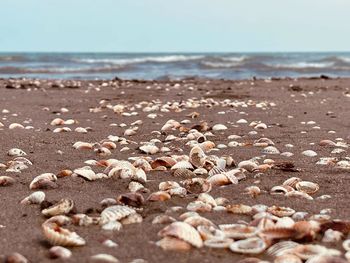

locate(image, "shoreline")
[[0, 77, 349, 262]]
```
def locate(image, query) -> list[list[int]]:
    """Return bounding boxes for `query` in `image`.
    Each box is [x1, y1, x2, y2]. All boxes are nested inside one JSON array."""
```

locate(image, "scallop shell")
[[208, 166, 227, 177], [156, 236, 192, 251], [229, 237, 267, 254], [267, 240, 299, 257], [120, 213, 143, 225], [101, 221, 123, 231], [171, 161, 194, 170], [158, 221, 203, 248], [295, 181, 319, 195], [42, 223, 86, 247], [21, 191, 45, 205], [181, 178, 211, 194], [173, 168, 196, 178], [267, 206, 295, 217], [219, 224, 259, 239], [189, 146, 206, 168], [226, 204, 253, 215], [100, 205, 136, 224], [42, 198, 74, 217], [0, 176, 16, 186], [183, 215, 216, 228]]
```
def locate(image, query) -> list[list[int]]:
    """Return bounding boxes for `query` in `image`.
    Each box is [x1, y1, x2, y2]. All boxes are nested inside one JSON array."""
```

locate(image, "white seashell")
[[254, 123, 267, 129], [267, 241, 299, 257], [9, 123, 24, 129], [262, 146, 280, 155], [49, 246, 72, 259], [101, 221, 123, 231], [102, 239, 118, 248], [42, 198, 74, 217], [42, 223, 86, 247], [29, 173, 57, 190], [301, 150, 317, 157], [100, 205, 136, 224], [322, 229, 343, 243], [171, 161, 194, 170], [236, 119, 248, 124], [21, 191, 45, 205], [238, 160, 258, 172], [90, 254, 119, 263], [139, 144, 159, 154], [75, 127, 88, 133], [8, 148, 27, 156], [212, 124, 227, 131], [229, 237, 267, 254]]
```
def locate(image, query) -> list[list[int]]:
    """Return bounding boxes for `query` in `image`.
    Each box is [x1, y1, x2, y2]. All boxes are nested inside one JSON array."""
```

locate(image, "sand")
[[0, 77, 349, 262]]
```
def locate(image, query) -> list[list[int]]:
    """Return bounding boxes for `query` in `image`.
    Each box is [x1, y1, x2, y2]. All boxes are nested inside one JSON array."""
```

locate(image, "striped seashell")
[[285, 190, 313, 200], [229, 237, 267, 254], [156, 236, 192, 251], [128, 181, 146, 193], [42, 223, 86, 247], [100, 205, 136, 225], [219, 224, 259, 239], [295, 181, 319, 195], [171, 161, 194, 170], [274, 254, 302, 263], [208, 166, 227, 177], [267, 206, 295, 217], [262, 146, 280, 155], [271, 185, 295, 195], [181, 178, 211, 194], [158, 221, 203, 248], [267, 240, 299, 257], [101, 221, 123, 231], [189, 146, 206, 168], [42, 199, 74, 217], [120, 213, 143, 225]]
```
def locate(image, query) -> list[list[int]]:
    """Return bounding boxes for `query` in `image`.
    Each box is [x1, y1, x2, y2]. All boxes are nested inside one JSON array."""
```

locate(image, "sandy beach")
[[0, 77, 350, 263]]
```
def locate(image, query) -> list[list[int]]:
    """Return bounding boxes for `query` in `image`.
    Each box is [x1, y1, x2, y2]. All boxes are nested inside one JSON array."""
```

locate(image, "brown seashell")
[[56, 169, 73, 178], [319, 139, 337, 147], [158, 221, 203, 248], [42, 199, 74, 217], [198, 141, 215, 152], [320, 220, 350, 235], [282, 177, 302, 188], [101, 141, 117, 150], [173, 168, 196, 178], [156, 236, 192, 251], [244, 186, 262, 198], [0, 176, 16, 186], [151, 157, 177, 169], [229, 237, 267, 254], [4, 253, 28, 263], [73, 141, 93, 150], [295, 181, 319, 195], [219, 224, 259, 239], [100, 205, 136, 224], [120, 213, 143, 225], [187, 201, 212, 212], [260, 227, 296, 243], [147, 191, 171, 202], [42, 222, 86, 247], [189, 146, 206, 168], [267, 206, 295, 217], [207, 173, 231, 187], [117, 192, 144, 207], [182, 178, 211, 194], [271, 185, 294, 195], [293, 220, 320, 241], [71, 214, 100, 226], [226, 204, 253, 215]]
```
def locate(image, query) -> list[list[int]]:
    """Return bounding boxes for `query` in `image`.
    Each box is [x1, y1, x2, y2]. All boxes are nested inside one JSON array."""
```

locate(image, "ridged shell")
[[100, 205, 136, 224], [42, 198, 74, 217], [158, 222, 203, 248], [274, 254, 302, 263], [295, 181, 319, 195], [42, 223, 86, 247], [173, 168, 196, 178], [291, 244, 334, 260], [171, 161, 194, 170], [229, 237, 267, 254], [219, 224, 258, 239], [204, 237, 234, 249], [183, 216, 216, 228], [267, 206, 295, 217], [267, 240, 299, 257]]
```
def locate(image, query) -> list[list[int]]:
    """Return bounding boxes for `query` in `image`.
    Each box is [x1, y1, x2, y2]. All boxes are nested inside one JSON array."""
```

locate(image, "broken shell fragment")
[[42, 222, 86, 247], [42, 198, 74, 217]]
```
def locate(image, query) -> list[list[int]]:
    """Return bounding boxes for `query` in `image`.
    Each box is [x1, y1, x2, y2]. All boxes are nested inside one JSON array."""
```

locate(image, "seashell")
[[189, 146, 206, 168], [254, 123, 267, 129], [133, 158, 153, 172], [120, 213, 143, 225], [292, 212, 309, 221], [197, 193, 216, 207], [183, 215, 216, 228], [42, 199, 74, 217], [128, 181, 147, 193], [29, 173, 57, 190], [208, 166, 227, 177], [117, 192, 144, 208], [229, 237, 267, 254], [159, 181, 180, 191], [53, 127, 72, 133], [181, 178, 211, 194], [207, 173, 231, 187], [271, 185, 295, 195], [44, 215, 72, 226], [6, 161, 29, 173], [254, 137, 275, 146], [283, 177, 302, 188], [100, 198, 117, 208], [295, 181, 319, 195], [343, 239, 350, 251], [102, 239, 118, 248], [260, 227, 296, 243], [42, 222, 86, 246], [291, 244, 335, 260], [285, 190, 313, 200], [219, 224, 258, 239], [90, 254, 119, 263], [8, 148, 27, 157], [334, 160, 350, 170], [9, 123, 24, 129], [168, 187, 187, 197], [100, 205, 136, 224], [179, 212, 200, 220], [152, 215, 176, 225], [215, 197, 230, 206], [132, 168, 147, 183], [147, 191, 171, 202], [306, 255, 348, 263], [20, 191, 45, 205], [186, 201, 212, 212], [151, 157, 177, 169], [101, 221, 123, 231], [238, 160, 259, 172], [56, 169, 73, 178], [101, 141, 117, 150], [199, 141, 216, 152], [171, 161, 194, 170], [73, 141, 93, 150], [49, 246, 72, 259], [156, 236, 192, 251], [244, 186, 262, 198], [193, 168, 208, 175], [204, 237, 234, 249], [139, 144, 159, 155], [267, 206, 295, 217], [71, 214, 100, 226], [322, 229, 343, 243], [197, 225, 225, 240], [4, 253, 28, 263], [226, 204, 253, 215], [274, 254, 302, 263], [158, 221, 203, 248], [301, 150, 317, 157], [262, 146, 280, 155], [0, 176, 16, 186], [212, 124, 227, 131], [319, 139, 337, 147], [267, 240, 299, 257]]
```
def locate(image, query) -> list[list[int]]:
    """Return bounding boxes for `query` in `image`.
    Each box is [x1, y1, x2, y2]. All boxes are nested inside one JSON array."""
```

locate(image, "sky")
[[0, 0, 350, 52]]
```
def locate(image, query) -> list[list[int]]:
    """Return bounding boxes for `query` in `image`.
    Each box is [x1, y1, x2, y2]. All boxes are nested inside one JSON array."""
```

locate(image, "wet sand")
[[0, 77, 349, 262]]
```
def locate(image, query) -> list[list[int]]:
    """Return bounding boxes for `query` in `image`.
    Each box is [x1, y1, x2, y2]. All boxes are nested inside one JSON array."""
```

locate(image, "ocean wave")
[[200, 61, 242, 68], [75, 55, 204, 65], [270, 62, 335, 69]]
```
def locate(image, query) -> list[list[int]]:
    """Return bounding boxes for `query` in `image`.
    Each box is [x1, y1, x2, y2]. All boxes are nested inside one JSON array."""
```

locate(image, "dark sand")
[[0, 77, 349, 262]]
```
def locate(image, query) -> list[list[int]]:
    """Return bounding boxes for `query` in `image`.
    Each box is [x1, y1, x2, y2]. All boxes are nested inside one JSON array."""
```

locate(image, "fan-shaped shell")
[[42, 223, 86, 247], [100, 205, 136, 224], [267, 240, 299, 257], [171, 161, 194, 170]]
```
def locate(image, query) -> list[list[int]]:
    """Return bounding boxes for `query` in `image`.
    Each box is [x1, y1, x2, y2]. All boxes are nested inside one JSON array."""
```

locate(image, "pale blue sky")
[[0, 0, 349, 52]]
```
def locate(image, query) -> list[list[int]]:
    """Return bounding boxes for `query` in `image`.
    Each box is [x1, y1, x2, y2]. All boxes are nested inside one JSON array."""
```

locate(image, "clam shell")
[[90, 254, 119, 263], [173, 168, 196, 178], [262, 146, 280, 155], [187, 201, 212, 212], [147, 191, 171, 202], [267, 240, 299, 257], [120, 213, 143, 225], [219, 224, 259, 239], [238, 160, 259, 172], [212, 124, 227, 131], [151, 157, 177, 169], [283, 177, 302, 188], [274, 254, 302, 263], [29, 173, 57, 190], [285, 190, 313, 200], [0, 176, 16, 186], [49, 246, 72, 259], [139, 144, 159, 155], [295, 181, 319, 195], [301, 150, 318, 157], [156, 236, 192, 251], [171, 161, 194, 170], [101, 221, 123, 231], [229, 237, 267, 254], [226, 204, 253, 215], [197, 193, 217, 207], [42, 223, 86, 246], [291, 244, 335, 260], [42, 198, 74, 217], [100, 205, 136, 224], [267, 206, 295, 217], [189, 146, 206, 168], [21, 191, 45, 205], [182, 178, 211, 194], [158, 221, 203, 248], [152, 215, 176, 225], [204, 237, 234, 249], [183, 215, 216, 228], [207, 173, 231, 187]]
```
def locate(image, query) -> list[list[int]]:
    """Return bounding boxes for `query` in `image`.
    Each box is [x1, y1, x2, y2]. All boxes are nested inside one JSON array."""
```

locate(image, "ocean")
[[1, 52, 350, 80]]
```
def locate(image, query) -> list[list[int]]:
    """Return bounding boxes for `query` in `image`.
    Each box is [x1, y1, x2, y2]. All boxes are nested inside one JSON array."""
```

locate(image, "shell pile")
[[0, 78, 349, 262]]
